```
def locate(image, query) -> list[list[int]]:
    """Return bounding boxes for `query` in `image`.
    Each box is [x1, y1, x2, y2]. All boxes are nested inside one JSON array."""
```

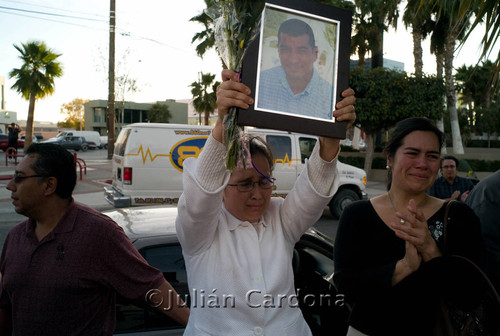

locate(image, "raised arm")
[[318, 88, 356, 161], [213, 70, 254, 143]]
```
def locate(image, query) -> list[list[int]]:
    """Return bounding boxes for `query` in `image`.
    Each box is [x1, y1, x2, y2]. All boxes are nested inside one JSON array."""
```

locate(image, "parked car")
[[85, 140, 98, 150], [20, 134, 43, 143], [0, 134, 24, 152], [43, 136, 93, 151], [99, 135, 108, 149], [103, 206, 350, 335], [56, 130, 102, 148]]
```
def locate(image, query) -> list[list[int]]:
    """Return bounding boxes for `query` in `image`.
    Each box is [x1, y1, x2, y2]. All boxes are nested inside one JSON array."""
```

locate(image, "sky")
[[0, 0, 496, 123]]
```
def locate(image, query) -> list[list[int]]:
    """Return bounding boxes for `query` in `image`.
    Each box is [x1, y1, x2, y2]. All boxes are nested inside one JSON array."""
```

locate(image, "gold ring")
[[400, 219, 405, 224]]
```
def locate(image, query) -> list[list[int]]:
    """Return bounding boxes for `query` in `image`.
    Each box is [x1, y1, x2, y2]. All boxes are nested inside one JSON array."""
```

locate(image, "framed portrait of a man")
[[238, 0, 352, 138]]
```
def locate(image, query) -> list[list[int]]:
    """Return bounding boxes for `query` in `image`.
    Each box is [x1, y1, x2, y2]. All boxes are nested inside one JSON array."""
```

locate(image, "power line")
[[0, 4, 200, 57], [0, 5, 107, 23], [0, 0, 108, 19], [0, 9, 103, 30], [121, 32, 194, 55]]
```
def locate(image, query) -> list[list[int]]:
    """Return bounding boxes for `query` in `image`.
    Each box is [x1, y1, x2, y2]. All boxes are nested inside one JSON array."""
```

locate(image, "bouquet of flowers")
[[209, 0, 265, 171]]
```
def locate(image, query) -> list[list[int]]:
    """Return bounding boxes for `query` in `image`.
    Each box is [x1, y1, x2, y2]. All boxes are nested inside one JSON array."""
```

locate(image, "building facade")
[[84, 99, 188, 135]]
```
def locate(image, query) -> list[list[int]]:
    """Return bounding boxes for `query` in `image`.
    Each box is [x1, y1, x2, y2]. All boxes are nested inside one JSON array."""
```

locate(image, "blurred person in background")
[[427, 155, 474, 201], [466, 170, 500, 293]]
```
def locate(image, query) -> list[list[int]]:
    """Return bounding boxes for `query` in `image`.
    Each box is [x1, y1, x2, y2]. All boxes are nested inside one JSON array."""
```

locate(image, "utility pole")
[[107, 0, 116, 159]]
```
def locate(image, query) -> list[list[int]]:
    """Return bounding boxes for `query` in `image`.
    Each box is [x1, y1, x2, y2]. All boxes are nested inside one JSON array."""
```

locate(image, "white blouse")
[[176, 134, 339, 336]]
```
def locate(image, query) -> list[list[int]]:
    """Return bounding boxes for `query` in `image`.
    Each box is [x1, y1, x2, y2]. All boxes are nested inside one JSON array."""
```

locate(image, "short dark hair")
[[441, 155, 458, 168], [26, 143, 76, 199], [278, 19, 315, 49], [384, 117, 444, 190]]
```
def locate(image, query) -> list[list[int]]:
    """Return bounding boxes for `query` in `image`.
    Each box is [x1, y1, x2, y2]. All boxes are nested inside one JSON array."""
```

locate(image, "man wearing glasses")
[[0, 143, 189, 334], [427, 155, 474, 201]]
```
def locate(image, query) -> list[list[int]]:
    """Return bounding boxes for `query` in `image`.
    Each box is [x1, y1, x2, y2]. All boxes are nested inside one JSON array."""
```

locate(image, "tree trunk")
[[357, 45, 366, 67], [412, 24, 423, 77], [24, 93, 36, 150], [435, 52, 446, 153], [364, 133, 375, 178], [436, 53, 444, 78], [352, 127, 361, 150], [371, 30, 384, 68], [204, 111, 209, 125], [444, 31, 464, 154]]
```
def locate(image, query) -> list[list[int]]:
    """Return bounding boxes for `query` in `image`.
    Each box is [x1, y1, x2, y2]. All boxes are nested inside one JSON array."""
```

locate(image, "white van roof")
[[124, 123, 302, 137], [124, 123, 211, 130]]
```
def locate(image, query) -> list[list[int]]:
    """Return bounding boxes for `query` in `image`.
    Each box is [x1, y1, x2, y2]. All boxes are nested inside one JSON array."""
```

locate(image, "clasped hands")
[[391, 200, 442, 273]]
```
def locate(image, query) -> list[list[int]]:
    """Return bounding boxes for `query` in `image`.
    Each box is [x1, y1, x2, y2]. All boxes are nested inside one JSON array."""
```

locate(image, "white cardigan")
[[176, 134, 339, 336]]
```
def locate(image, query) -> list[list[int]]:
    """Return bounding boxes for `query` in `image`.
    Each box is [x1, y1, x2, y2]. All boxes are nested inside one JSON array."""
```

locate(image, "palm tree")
[[421, 0, 500, 153], [455, 64, 477, 112], [190, 73, 220, 125], [456, 60, 498, 126], [440, 4, 471, 154], [428, 14, 447, 137], [190, 0, 217, 58], [457, 0, 500, 86], [403, 0, 434, 77], [351, 13, 378, 67], [354, 0, 401, 69], [9, 41, 63, 149]]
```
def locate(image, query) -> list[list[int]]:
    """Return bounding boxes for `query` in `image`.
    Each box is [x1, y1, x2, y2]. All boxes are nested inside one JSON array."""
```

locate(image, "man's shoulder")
[[74, 202, 108, 218], [73, 202, 122, 232], [311, 69, 332, 89], [455, 176, 474, 185], [260, 65, 284, 80], [433, 176, 446, 184]]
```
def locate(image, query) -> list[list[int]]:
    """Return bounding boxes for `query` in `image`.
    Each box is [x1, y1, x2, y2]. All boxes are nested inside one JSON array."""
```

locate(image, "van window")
[[114, 128, 131, 156], [299, 137, 317, 163], [266, 135, 292, 163]]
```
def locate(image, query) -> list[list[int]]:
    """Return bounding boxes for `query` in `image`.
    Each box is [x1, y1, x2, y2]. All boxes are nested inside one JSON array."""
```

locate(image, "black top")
[[333, 200, 483, 336]]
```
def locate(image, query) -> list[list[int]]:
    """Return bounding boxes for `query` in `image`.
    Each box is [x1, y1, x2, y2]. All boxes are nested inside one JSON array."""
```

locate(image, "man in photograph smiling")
[[258, 18, 334, 119]]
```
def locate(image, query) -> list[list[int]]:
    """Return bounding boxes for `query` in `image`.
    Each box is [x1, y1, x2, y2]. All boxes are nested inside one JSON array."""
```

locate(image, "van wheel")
[[329, 189, 360, 219], [82, 145, 88, 151]]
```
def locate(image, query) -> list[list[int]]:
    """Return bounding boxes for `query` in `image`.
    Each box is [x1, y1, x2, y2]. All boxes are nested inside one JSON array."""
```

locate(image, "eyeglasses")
[[12, 174, 46, 183], [442, 165, 456, 169], [227, 178, 276, 192]]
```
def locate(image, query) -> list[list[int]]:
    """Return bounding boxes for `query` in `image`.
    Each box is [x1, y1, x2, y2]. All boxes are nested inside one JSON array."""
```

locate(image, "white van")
[[56, 131, 102, 148], [104, 123, 367, 218]]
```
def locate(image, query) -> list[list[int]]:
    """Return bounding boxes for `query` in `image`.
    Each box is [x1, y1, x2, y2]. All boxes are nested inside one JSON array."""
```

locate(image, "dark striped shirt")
[[427, 176, 474, 200]]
